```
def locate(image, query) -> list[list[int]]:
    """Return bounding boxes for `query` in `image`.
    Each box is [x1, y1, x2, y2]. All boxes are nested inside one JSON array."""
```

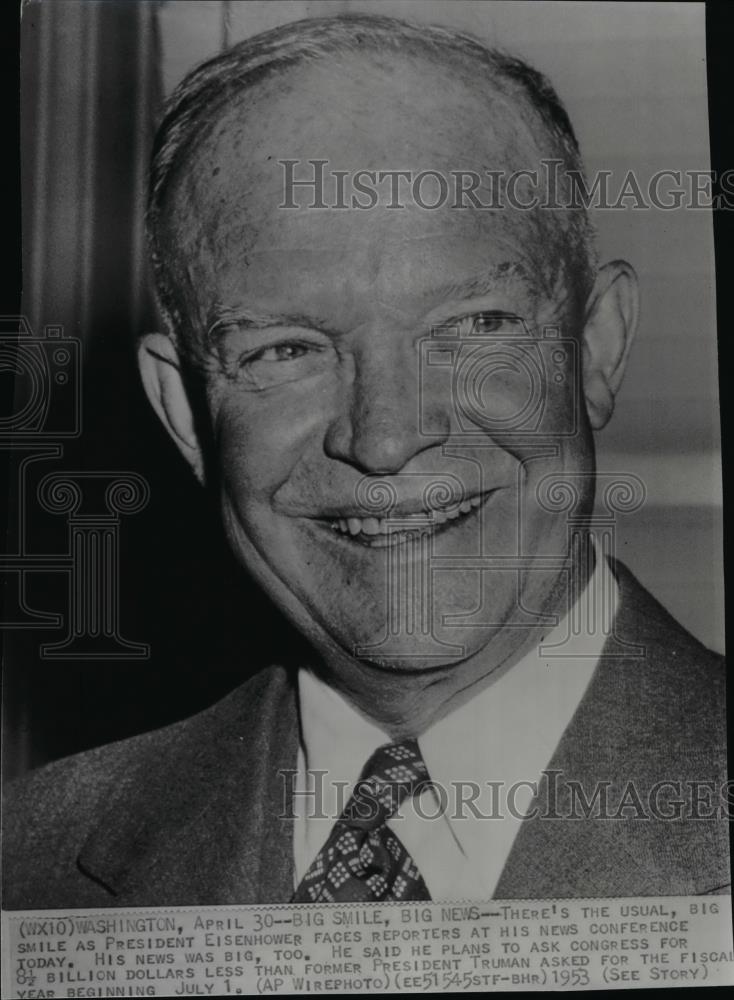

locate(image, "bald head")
[[148, 14, 597, 353]]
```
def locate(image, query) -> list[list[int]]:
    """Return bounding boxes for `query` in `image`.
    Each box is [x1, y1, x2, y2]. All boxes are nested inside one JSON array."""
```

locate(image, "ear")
[[137, 333, 206, 484], [581, 260, 640, 430]]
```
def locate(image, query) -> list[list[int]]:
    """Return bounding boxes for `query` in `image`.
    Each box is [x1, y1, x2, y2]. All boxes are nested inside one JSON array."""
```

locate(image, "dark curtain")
[[5, 0, 301, 780]]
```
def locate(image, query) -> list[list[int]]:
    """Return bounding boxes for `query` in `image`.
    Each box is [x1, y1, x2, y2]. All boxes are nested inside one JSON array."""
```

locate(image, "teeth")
[[330, 494, 487, 537]]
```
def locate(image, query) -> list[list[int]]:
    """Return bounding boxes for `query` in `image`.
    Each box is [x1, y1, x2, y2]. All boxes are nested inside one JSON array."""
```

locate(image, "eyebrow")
[[431, 262, 534, 303], [203, 262, 538, 346], [204, 305, 334, 347]]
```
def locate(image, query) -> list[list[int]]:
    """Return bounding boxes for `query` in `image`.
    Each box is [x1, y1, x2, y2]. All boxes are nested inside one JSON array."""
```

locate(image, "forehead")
[[162, 51, 572, 322]]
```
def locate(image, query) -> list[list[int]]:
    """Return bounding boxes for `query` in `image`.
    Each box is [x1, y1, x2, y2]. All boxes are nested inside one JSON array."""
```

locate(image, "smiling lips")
[[326, 492, 488, 546]]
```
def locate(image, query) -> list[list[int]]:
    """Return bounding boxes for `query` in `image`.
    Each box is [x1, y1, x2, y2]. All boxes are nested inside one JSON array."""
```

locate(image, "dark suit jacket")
[[2, 560, 730, 908]]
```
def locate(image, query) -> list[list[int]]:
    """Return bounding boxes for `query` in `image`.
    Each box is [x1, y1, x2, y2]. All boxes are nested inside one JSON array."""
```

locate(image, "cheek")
[[207, 380, 333, 504], [214, 405, 291, 506], [520, 446, 595, 552], [540, 356, 582, 433]]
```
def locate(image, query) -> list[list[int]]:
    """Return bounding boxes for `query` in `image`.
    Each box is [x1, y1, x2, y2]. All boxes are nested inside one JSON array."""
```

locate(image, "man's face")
[[160, 54, 596, 671]]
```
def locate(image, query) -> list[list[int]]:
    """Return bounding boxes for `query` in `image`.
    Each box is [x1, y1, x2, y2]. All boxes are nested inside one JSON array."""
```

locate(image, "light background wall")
[[157, 0, 723, 651]]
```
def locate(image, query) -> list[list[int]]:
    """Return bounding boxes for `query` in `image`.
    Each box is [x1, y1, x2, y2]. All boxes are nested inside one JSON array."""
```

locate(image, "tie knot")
[[340, 739, 429, 830]]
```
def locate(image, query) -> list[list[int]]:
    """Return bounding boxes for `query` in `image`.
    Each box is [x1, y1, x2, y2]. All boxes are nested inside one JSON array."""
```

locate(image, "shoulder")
[[603, 561, 728, 892], [603, 557, 725, 739], [529, 560, 730, 897], [5, 664, 291, 813], [2, 664, 293, 908]]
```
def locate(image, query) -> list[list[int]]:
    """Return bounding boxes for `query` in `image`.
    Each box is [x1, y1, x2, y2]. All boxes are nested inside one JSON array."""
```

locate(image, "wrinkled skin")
[[141, 53, 638, 735]]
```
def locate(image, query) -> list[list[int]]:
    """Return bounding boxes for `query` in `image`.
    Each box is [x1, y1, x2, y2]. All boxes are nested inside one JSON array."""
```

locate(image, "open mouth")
[[322, 491, 493, 548]]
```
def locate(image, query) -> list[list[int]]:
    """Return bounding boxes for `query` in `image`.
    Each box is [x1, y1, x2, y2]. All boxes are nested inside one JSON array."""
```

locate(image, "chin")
[[327, 607, 506, 673], [350, 639, 470, 673]]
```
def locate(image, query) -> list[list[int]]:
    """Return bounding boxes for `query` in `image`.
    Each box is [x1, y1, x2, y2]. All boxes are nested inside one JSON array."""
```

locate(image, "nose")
[[324, 338, 450, 474]]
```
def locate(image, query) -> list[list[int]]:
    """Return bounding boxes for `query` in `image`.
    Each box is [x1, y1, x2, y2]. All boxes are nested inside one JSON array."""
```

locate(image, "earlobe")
[[137, 333, 206, 484], [581, 260, 640, 430]]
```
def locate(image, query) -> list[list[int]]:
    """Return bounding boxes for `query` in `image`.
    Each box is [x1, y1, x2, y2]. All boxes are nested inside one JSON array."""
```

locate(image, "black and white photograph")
[[2, 0, 732, 994]]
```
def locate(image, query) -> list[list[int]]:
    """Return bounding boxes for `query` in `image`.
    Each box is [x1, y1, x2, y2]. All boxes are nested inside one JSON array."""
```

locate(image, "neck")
[[310, 543, 595, 739]]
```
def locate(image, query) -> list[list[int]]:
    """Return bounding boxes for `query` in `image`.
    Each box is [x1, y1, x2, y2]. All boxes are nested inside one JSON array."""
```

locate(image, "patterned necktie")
[[292, 739, 432, 903]]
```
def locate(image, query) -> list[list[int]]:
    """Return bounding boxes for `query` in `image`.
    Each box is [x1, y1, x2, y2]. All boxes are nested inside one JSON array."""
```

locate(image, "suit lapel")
[[78, 665, 300, 905], [496, 558, 726, 898], [493, 675, 673, 899]]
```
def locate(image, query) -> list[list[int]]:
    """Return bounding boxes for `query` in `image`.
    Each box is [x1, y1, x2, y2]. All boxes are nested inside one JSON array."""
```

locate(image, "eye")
[[472, 314, 507, 335], [234, 336, 338, 390], [467, 312, 526, 336], [246, 341, 312, 363]]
